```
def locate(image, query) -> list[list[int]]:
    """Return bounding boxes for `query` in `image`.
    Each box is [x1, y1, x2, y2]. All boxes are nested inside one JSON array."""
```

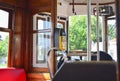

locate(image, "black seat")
[[52, 61, 117, 81], [92, 51, 113, 61]]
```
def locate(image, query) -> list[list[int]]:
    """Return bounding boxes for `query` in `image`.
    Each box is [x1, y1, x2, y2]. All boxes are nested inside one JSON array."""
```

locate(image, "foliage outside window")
[[107, 19, 117, 61], [68, 15, 117, 61], [68, 15, 102, 50], [0, 9, 11, 67]]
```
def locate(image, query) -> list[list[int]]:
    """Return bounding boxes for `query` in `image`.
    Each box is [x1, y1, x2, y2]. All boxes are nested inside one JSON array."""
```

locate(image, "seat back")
[[52, 61, 117, 81], [0, 68, 26, 81]]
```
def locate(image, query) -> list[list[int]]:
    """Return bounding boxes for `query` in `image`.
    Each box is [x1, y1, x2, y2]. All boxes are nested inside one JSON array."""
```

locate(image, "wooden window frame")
[[0, 6, 14, 67], [32, 14, 51, 72]]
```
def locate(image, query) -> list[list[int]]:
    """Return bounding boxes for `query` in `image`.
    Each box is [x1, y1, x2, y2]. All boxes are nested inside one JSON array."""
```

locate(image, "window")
[[0, 9, 13, 68], [33, 13, 51, 67], [0, 10, 9, 28], [107, 17, 117, 61], [68, 15, 105, 60]]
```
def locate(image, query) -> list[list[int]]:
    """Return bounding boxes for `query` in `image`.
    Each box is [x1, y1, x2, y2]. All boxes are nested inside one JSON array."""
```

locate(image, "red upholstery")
[[0, 68, 26, 81]]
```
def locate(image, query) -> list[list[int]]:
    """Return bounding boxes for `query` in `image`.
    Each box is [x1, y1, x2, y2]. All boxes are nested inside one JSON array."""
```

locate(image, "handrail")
[[47, 47, 62, 79]]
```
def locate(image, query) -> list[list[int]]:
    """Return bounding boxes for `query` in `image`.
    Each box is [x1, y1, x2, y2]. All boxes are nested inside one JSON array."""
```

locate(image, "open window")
[[32, 13, 52, 68], [0, 8, 13, 67], [57, 0, 116, 61]]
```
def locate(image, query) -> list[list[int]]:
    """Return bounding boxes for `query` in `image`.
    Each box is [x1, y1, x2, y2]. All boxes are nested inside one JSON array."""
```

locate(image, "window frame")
[[32, 13, 52, 70], [107, 16, 117, 61], [0, 6, 14, 67]]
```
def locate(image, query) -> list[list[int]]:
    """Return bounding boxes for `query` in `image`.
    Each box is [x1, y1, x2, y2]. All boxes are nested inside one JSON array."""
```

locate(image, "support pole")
[[87, 0, 92, 61], [96, 0, 100, 61]]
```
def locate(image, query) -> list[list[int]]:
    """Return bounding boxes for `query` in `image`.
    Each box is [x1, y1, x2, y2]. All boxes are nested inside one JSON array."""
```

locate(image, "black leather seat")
[[91, 51, 113, 61], [52, 61, 117, 81]]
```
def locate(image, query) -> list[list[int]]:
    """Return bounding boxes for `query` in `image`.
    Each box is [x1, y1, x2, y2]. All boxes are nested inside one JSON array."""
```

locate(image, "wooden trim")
[[0, 6, 14, 67], [57, 21, 65, 29], [0, 28, 11, 32], [31, 13, 52, 72], [116, 0, 120, 81], [50, 0, 57, 76], [69, 2, 115, 5], [31, 68, 49, 73], [33, 30, 51, 33], [8, 30, 13, 67], [0, 2, 15, 10], [104, 16, 108, 52], [30, 6, 51, 15]]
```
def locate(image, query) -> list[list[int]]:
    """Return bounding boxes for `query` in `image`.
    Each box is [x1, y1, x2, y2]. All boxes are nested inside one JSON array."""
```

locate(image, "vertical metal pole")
[[96, 0, 100, 61], [87, 0, 92, 61]]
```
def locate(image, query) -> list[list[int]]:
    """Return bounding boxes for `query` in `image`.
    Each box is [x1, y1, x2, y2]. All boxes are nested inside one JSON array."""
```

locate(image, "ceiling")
[[57, 0, 116, 17], [64, 0, 115, 4]]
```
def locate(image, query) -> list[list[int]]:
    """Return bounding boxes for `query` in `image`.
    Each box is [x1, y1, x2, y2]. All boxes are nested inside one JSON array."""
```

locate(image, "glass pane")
[[0, 31, 9, 68], [107, 19, 117, 61], [57, 23, 63, 28], [68, 15, 88, 50], [38, 19, 44, 29], [38, 18, 51, 30], [33, 14, 51, 30], [0, 9, 9, 28], [68, 15, 104, 49], [33, 32, 51, 67]]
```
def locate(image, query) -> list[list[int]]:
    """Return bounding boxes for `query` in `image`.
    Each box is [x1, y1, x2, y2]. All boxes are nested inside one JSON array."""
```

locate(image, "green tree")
[[108, 23, 116, 40], [69, 16, 87, 50], [0, 36, 8, 58], [69, 15, 102, 50]]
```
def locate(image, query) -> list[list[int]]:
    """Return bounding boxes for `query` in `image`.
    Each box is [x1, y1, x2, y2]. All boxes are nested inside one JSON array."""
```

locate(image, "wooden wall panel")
[[0, 1, 26, 67], [0, 0, 56, 81], [0, 0, 26, 8], [29, 0, 50, 7], [29, 0, 51, 14], [23, 10, 33, 72], [12, 7, 25, 67], [50, 0, 57, 76]]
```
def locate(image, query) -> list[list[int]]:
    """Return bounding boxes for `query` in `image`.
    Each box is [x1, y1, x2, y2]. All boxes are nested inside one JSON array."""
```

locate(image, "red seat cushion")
[[0, 68, 26, 81]]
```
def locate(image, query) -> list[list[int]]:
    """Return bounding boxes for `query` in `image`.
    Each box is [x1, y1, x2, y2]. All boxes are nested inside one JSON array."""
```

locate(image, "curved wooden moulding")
[[29, 0, 51, 15], [0, 0, 26, 8]]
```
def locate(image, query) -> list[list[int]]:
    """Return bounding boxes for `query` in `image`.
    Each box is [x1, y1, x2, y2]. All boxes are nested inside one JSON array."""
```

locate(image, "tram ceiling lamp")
[[93, 5, 114, 16]]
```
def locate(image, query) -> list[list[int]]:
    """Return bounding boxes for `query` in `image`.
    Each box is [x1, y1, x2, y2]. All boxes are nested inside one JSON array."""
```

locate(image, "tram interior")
[[0, 0, 119, 81], [47, 0, 118, 81], [46, 0, 116, 64]]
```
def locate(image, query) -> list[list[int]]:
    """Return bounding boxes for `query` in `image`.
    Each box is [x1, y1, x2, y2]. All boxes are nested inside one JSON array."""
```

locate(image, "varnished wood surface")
[[116, 0, 120, 81], [27, 73, 51, 81], [29, 0, 50, 7], [29, 0, 51, 14], [0, 0, 26, 8]]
